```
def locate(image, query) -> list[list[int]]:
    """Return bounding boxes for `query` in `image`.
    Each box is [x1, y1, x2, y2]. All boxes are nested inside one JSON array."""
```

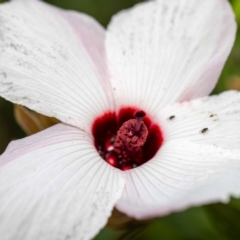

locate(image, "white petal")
[[0, 0, 113, 132], [106, 0, 236, 115], [0, 124, 125, 240], [116, 91, 240, 219]]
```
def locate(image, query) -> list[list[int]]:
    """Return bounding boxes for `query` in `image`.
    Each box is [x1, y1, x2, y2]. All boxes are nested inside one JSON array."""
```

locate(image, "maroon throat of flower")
[[92, 107, 163, 171]]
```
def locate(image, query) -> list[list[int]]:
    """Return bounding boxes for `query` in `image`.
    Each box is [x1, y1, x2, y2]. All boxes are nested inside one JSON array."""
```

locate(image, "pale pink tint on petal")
[[178, 0, 237, 102], [0, 123, 125, 240], [0, 124, 82, 168], [117, 91, 240, 219], [0, 0, 113, 133], [106, 0, 236, 116], [56, 10, 113, 103]]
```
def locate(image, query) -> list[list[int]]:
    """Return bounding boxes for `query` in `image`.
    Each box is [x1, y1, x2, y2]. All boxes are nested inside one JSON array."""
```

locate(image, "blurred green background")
[[1, 0, 240, 239]]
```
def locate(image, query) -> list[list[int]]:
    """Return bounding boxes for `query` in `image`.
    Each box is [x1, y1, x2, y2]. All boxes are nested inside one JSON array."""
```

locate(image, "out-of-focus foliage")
[[214, 0, 240, 95], [0, 0, 240, 239], [231, 0, 240, 23]]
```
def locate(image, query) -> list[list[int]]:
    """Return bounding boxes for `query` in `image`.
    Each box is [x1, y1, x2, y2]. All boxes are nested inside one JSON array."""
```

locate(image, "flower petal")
[[116, 91, 240, 219], [0, 0, 113, 132], [0, 124, 125, 240], [106, 0, 236, 115]]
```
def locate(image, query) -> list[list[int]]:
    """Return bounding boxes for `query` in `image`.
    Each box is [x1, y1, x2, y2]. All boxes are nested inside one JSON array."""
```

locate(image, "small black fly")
[[201, 128, 208, 134], [168, 115, 175, 120]]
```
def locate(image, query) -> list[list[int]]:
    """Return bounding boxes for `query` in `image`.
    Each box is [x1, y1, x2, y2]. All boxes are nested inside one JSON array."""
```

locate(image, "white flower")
[[0, 0, 239, 239]]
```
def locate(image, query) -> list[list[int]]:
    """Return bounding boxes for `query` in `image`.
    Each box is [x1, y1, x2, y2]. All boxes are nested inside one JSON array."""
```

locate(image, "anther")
[[113, 110, 148, 166]]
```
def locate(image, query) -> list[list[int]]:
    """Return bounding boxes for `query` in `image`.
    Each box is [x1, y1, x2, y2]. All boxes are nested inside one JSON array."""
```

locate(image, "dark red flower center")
[[92, 107, 164, 171]]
